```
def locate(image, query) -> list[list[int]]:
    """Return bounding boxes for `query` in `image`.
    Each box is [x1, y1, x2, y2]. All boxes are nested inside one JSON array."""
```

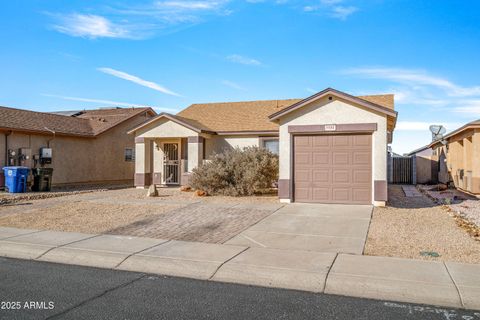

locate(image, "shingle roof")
[[358, 94, 395, 110], [177, 99, 301, 132], [176, 94, 394, 133], [75, 108, 155, 135], [0, 106, 154, 137]]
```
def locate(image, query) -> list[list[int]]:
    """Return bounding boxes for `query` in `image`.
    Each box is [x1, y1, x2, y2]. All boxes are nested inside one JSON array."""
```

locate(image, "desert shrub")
[[190, 146, 279, 196]]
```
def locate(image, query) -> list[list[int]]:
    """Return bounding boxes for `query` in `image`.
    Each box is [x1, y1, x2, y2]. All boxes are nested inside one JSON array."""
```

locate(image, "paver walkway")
[[0, 188, 282, 243], [107, 202, 283, 243], [401, 185, 423, 197]]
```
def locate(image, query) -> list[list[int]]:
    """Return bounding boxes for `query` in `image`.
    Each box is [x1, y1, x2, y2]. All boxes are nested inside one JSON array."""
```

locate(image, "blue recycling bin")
[[2, 166, 30, 193]]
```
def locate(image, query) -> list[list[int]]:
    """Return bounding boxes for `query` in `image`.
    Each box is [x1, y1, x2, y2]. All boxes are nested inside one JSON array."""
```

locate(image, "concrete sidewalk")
[[0, 226, 479, 310]]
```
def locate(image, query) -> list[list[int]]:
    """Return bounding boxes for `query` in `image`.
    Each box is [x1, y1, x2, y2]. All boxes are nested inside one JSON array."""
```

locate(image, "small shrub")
[[190, 146, 279, 196]]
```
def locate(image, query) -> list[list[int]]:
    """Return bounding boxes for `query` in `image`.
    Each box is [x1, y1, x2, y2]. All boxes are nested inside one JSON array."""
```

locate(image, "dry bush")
[[190, 146, 279, 196]]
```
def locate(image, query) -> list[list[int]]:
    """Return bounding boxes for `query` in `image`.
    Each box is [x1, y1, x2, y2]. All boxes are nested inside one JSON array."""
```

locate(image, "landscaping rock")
[[194, 190, 207, 197], [438, 184, 448, 191], [180, 186, 191, 192], [147, 184, 158, 197]]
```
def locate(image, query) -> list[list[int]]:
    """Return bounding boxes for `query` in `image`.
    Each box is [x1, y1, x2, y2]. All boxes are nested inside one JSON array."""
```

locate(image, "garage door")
[[293, 134, 372, 204]]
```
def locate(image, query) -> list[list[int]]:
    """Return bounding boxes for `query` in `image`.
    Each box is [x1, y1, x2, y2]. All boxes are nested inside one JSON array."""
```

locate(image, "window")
[[262, 138, 279, 155], [125, 148, 135, 162]]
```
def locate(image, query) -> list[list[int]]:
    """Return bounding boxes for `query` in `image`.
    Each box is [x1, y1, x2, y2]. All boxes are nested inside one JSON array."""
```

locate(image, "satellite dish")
[[429, 125, 446, 141]]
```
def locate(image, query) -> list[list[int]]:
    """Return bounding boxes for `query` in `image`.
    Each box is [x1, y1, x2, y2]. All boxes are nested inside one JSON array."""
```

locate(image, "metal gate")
[[389, 156, 416, 184], [163, 143, 179, 184]]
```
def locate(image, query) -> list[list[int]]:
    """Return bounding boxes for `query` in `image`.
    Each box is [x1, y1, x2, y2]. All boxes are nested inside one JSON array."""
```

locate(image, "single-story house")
[[0, 106, 155, 188], [430, 120, 480, 194], [129, 88, 397, 206], [406, 145, 437, 184]]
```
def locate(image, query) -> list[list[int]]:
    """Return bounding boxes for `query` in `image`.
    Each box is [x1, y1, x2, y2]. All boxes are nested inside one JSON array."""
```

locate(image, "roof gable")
[[127, 113, 215, 135], [268, 88, 397, 121]]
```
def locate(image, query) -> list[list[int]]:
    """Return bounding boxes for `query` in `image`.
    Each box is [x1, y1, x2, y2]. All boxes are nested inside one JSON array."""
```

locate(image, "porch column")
[[187, 136, 204, 172], [134, 137, 153, 188]]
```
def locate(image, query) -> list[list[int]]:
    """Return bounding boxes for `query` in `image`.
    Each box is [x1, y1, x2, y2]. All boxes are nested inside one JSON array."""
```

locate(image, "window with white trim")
[[262, 138, 279, 155]]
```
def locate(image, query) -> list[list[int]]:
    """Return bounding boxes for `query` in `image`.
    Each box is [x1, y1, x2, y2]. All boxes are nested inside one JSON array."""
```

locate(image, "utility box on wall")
[[7, 149, 16, 166], [40, 148, 52, 165], [18, 148, 32, 168], [6, 148, 32, 167]]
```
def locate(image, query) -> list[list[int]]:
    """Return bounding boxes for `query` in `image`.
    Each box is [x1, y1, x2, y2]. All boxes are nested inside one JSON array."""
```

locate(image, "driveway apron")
[[224, 203, 373, 254]]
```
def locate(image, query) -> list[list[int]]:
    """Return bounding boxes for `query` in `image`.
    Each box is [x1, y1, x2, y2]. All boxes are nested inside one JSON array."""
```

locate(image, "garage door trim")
[[288, 123, 377, 134], [290, 125, 375, 205]]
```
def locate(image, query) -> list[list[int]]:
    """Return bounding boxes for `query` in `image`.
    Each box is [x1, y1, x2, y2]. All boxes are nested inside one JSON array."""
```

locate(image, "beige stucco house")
[[129, 88, 397, 206], [0, 106, 155, 188], [430, 120, 480, 194]]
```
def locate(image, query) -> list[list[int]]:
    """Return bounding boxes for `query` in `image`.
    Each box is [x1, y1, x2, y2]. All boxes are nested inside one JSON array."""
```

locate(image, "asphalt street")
[[0, 257, 478, 320]]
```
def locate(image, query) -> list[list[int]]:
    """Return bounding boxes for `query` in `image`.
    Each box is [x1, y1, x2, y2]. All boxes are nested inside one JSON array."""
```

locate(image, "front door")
[[163, 143, 179, 184]]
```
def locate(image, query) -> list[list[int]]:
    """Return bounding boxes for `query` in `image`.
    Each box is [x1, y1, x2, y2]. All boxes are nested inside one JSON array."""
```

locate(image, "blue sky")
[[1, 0, 480, 154]]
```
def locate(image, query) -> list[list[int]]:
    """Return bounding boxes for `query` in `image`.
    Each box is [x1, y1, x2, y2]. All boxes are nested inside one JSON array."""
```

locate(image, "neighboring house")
[[0, 106, 155, 188], [406, 145, 437, 184], [129, 88, 397, 206], [430, 120, 480, 194]]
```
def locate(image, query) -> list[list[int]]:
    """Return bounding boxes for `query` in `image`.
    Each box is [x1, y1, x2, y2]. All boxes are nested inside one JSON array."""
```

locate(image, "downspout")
[[5, 130, 12, 166], [44, 127, 56, 148]]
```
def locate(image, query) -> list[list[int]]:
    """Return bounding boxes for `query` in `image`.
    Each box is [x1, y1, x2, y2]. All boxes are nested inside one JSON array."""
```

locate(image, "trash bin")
[[32, 168, 54, 192], [2, 166, 30, 193]]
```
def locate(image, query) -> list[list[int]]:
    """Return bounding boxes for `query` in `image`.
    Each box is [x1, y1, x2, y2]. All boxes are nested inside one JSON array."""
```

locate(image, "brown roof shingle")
[[0, 106, 154, 137], [358, 94, 394, 110], [176, 94, 394, 132], [177, 99, 301, 132]]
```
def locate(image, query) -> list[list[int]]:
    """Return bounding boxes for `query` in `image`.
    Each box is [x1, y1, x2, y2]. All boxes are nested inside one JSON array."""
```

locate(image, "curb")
[[0, 227, 479, 311]]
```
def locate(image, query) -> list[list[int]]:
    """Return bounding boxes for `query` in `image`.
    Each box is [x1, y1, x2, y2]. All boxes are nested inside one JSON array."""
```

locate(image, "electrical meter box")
[[40, 148, 52, 164], [18, 148, 32, 167]]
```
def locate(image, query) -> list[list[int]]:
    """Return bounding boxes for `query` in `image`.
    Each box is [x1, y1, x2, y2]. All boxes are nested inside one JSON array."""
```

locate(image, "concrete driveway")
[[225, 203, 372, 254]]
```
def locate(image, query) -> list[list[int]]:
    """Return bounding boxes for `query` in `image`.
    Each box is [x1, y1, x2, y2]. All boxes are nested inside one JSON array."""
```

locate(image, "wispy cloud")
[[52, 14, 136, 39], [453, 100, 480, 114], [49, 1, 232, 39], [330, 6, 357, 20], [226, 54, 262, 66], [396, 121, 463, 132], [343, 66, 480, 117], [155, 1, 229, 11], [320, 0, 343, 4], [387, 87, 449, 107], [98, 67, 181, 97], [343, 67, 480, 97], [303, 0, 358, 20], [41, 93, 179, 113], [221, 80, 246, 90]]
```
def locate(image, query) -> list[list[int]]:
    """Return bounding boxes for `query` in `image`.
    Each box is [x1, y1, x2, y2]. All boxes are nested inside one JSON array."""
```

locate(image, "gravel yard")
[[418, 184, 480, 232], [0, 187, 280, 243], [0, 183, 132, 205], [364, 185, 480, 264]]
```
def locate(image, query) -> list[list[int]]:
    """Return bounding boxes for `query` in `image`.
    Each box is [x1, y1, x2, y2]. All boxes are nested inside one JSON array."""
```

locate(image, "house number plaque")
[[324, 124, 337, 131]]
